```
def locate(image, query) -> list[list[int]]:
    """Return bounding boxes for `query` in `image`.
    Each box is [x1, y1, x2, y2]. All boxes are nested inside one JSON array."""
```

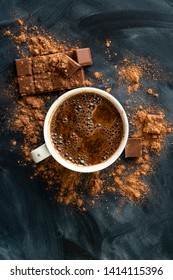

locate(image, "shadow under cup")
[[43, 87, 129, 173]]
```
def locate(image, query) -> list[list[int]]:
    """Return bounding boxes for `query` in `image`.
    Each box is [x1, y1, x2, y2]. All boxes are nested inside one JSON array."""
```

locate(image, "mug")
[[31, 87, 129, 173]]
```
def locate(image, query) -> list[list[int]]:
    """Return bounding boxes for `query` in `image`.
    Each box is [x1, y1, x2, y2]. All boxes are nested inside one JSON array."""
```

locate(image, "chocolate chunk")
[[75, 48, 92, 66], [143, 114, 165, 134], [66, 56, 81, 76], [125, 138, 142, 158], [18, 76, 35, 96], [15, 58, 32, 76], [16, 51, 85, 96]]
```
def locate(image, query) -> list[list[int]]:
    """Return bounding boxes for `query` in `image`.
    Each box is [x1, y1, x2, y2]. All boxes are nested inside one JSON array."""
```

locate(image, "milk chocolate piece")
[[15, 58, 32, 76], [16, 52, 85, 96], [125, 138, 142, 158], [66, 56, 81, 75], [32, 56, 49, 74], [143, 114, 164, 134], [18, 76, 35, 96], [75, 48, 92, 66]]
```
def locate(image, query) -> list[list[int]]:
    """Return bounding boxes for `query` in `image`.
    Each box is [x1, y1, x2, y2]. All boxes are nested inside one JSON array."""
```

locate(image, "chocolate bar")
[[15, 51, 88, 96], [125, 138, 142, 158]]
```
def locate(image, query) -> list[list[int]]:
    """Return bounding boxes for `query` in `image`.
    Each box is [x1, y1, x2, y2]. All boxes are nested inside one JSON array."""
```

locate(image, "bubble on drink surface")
[[51, 132, 57, 136], [79, 159, 85, 165], [63, 117, 68, 123], [68, 156, 72, 161], [75, 104, 83, 112], [96, 123, 101, 128], [88, 103, 95, 110]]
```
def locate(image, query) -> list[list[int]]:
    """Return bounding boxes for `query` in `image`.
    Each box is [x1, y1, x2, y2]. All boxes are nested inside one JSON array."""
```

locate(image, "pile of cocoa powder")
[[109, 106, 172, 200], [4, 20, 172, 209], [3, 19, 71, 57]]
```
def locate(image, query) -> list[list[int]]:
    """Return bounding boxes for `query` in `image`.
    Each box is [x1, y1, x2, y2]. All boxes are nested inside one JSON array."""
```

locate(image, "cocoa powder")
[[4, 20, 173, 209], [13, 96, 45, 160], [3, 20, 72, 58], [118, 65, 142, 94]]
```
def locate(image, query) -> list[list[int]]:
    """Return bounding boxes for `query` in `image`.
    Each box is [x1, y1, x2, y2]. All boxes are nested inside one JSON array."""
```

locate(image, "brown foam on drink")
[[50, 92, 123, 166]]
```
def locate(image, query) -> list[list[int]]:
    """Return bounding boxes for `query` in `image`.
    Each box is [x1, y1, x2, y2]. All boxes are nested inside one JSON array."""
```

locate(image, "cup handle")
[[31, 143, 51, 163]]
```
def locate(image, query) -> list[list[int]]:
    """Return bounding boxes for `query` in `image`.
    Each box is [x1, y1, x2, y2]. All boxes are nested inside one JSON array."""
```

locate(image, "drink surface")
[[50, 92, 123, 166]]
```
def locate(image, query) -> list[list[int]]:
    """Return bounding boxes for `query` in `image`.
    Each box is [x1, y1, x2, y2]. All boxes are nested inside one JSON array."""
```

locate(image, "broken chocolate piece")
[[125, 138, 142, 158], [75, 48, 92, 66], [65, 56, 81, 76], [18, 76, 35, 95], [15, 52, 85, 96], [15, 58, 32, 76], [65, 50, 77, 61], [143, 114, 165, 134]]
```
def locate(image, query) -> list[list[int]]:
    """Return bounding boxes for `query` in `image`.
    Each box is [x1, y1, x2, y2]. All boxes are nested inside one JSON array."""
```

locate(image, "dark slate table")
[[0, 0, 173, 260]]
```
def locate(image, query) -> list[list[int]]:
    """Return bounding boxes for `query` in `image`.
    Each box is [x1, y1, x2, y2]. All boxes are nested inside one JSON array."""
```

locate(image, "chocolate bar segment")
[[18, 76, 35, 96], [32, 56, 49, 74], [75, 48, 92, 66], [15, 58, 32, 76], [125, 138, 142, 158], [34, 74, 53, 93]]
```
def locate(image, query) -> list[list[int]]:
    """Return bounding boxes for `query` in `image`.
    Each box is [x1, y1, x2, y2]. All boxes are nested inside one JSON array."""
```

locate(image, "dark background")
[[0, 0, 173, 260]]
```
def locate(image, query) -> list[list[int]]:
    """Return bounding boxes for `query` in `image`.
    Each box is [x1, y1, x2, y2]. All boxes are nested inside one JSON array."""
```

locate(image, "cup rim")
[[44, 87, 129, 173]]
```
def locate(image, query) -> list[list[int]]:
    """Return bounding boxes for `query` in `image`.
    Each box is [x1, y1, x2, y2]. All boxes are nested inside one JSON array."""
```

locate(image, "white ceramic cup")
[[31, 87, 129, 172]]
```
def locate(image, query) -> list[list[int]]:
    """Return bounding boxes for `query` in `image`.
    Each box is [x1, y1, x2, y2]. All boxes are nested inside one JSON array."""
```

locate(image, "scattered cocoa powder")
[[118, 65, 142, 94], [13, 96, 45, 160], [105, 40, 111, 47], [147, 88, 159, 97], [3, 19, 72, 58], [147, 88, 153, 95], [85, 79, 92, 86], [11, 139, 17, 146], [112, 106, 171, 200], [4, 19, 173, 209], [17, 19, 24, 26], [89, 172, 103, 196], [105, 87, 111, 93], [116, 55, 168, 95], [93, 71, 102, 80]]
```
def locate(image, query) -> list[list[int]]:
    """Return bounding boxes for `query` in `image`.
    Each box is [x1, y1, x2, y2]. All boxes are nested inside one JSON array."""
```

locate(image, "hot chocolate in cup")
[[31, 87, 129, 173]]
